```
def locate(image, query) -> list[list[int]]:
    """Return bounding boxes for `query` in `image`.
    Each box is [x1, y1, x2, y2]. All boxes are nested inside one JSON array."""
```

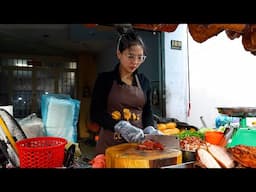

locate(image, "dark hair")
[[116, 26, 147, 55]]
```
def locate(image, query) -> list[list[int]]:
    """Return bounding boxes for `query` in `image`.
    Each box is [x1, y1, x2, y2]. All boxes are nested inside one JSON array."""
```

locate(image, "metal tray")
[[161, 161, 195, 168], [217, 107, 256, 117]]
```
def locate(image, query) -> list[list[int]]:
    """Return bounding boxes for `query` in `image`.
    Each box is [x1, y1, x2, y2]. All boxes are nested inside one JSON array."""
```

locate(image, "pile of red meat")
[[136, 139, 164, 150]]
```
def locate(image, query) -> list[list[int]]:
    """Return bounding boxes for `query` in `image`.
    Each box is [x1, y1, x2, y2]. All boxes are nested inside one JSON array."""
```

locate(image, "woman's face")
[[117, 45, 146, 74]]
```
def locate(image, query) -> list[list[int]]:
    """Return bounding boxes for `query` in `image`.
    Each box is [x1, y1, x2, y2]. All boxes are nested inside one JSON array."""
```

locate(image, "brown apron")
[[96, 75, 145, 154]]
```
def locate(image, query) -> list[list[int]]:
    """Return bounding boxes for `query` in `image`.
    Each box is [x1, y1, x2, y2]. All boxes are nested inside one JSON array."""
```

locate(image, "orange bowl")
[[205, 131, 224, 145]]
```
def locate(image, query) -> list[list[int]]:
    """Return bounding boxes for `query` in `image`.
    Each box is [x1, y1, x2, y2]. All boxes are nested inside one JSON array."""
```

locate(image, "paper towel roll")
[[0, 105, 13, 116]]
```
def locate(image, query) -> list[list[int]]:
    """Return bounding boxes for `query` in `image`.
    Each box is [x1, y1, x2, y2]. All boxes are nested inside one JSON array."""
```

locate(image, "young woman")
[[89, 27, 161, 167]]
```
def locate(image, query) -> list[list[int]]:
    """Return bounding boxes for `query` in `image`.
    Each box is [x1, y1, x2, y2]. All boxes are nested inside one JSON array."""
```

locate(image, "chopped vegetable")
[[178, 130, 204, 140]]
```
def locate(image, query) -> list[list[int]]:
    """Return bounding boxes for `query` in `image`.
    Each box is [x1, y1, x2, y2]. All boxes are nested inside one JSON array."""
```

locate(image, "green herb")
[[178, 130, 204, 140]]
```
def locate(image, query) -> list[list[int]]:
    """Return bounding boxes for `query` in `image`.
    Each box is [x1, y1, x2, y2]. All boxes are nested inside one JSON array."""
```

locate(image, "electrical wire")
[[186, 25, 191, 117]]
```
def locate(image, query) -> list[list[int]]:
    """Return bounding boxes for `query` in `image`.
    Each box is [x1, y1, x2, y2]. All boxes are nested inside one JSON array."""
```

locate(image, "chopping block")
[[106, 143, 182, 168]]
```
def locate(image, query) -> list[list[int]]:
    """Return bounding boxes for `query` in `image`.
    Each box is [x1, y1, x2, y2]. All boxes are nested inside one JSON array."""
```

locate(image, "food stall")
[[2, 24, 256, 169], [103, 107, 256, 168]]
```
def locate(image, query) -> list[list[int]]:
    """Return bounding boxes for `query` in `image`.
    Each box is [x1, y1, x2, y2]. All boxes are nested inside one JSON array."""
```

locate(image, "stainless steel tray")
[[161, 161, 195, 168], [217, 107, 256, 117]]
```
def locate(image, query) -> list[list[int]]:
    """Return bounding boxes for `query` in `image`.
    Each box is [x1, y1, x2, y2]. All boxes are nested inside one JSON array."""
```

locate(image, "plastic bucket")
[[16, 136, 67, 168]]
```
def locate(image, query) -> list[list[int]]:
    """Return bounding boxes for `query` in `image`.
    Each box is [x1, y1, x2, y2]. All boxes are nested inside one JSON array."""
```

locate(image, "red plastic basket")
[[16, 136, 67, 168]]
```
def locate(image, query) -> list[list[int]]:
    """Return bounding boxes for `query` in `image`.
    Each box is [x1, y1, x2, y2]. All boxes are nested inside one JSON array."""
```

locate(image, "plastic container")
[[205, 131, 224, 145], [182, 150, 196, 162], [16, 136, 67, 168]]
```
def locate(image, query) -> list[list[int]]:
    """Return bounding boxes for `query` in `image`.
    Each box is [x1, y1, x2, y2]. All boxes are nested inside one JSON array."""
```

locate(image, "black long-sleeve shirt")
[[90, 63, 154, 132]]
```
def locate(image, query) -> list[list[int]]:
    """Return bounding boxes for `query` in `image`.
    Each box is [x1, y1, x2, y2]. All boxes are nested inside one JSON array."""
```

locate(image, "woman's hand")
[[143, 126, 163, 135], [114, 120, 145, 143]]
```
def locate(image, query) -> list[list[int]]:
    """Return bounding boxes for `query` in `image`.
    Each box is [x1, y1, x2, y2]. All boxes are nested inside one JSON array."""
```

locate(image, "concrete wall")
[[164, 24, 189, 122]]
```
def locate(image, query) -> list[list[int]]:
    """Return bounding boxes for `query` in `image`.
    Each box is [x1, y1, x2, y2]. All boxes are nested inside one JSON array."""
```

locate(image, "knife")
[[144, 134, 180, 149]]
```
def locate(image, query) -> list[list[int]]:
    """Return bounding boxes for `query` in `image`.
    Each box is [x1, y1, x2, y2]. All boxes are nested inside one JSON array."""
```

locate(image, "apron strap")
[[135, 74, 142, 90]]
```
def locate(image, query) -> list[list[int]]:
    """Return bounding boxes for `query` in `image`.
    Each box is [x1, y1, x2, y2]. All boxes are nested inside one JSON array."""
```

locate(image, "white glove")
[[114, 120, 145, 143], [143, 126, 163, 135]]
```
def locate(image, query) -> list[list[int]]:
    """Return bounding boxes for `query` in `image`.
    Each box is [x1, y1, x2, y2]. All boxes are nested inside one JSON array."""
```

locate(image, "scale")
[[217, 107, 256, 128], [217, 107, 256, 147]]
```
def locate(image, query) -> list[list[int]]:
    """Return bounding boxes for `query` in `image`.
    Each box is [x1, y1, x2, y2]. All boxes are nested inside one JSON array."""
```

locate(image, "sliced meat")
[[137, 139, 164, 150], [207, 144, 234, 168], [196, 148, 221, 168]]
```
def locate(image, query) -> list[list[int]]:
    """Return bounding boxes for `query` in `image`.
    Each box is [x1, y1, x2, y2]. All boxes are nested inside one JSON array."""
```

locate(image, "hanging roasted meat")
[[241, 24, 256, 55], [84, 23, 256, 55], [224, 24, 247, 40], [216, 24, 247, 32], [188, 24, 224, 43], [133, 24, 178, 32], [225, 30, 241, 40]]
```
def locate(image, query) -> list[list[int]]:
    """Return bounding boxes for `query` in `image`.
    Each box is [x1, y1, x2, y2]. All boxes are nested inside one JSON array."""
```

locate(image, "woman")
[[89, 27, 161, 167]]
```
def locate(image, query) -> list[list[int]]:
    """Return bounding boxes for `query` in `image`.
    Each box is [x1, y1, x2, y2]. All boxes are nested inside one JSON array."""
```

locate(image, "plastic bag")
[[41, 94, 71, 125], [41, 94, 80, 142], [18, 113, 45, 138]]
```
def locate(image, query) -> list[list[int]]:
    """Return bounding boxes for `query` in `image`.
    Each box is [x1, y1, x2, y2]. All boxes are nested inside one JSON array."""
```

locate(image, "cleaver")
[[144, 134, 180, 149]]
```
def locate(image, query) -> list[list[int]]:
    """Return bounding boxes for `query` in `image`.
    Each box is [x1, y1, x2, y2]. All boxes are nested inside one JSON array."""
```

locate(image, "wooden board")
[[106, 143, 182, 168]]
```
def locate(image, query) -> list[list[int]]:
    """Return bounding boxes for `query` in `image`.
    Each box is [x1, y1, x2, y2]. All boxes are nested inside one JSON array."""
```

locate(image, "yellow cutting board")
[[106, 143, 182, 168]]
